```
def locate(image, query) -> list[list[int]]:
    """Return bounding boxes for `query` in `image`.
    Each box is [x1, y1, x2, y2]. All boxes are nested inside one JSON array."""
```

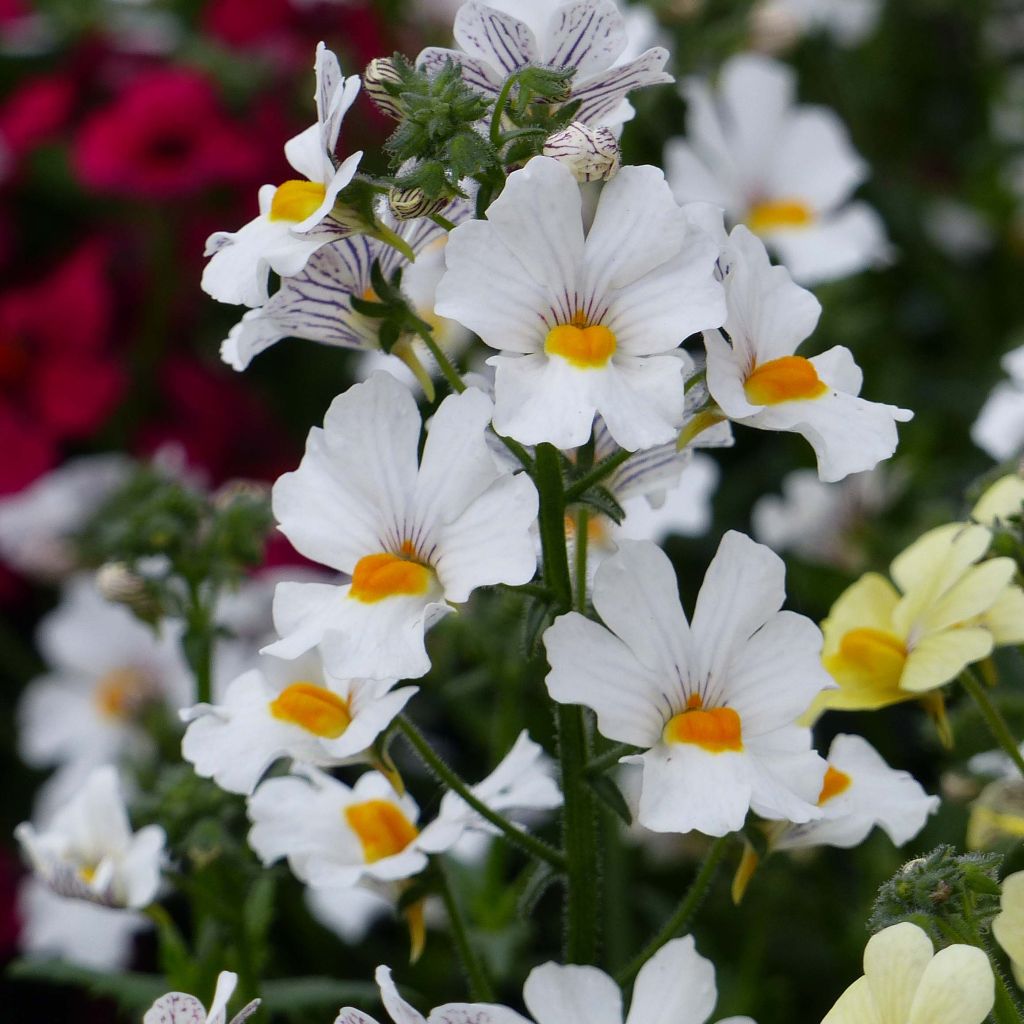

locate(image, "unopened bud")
[[364, 58, 405, 120], [96, 561, 146, 605], [542, 122, 620, 183], [388, 185, 449, 221], [213, 478, 271, 511]]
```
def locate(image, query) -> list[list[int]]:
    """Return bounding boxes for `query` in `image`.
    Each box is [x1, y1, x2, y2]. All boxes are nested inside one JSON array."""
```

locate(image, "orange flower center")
[[825, 627, 907, 691], [269, 682, 353, 738], [94, 667, 152, 720], [545, 310, 616, 369], [817, 765, 853, 805], [269, 180, 327, 222], [349, 546, 434, 604], [663, 693, 743, 753], [344, 799, 419, 863], [747, 198, 814, 235], [744, 355, 828, 406]]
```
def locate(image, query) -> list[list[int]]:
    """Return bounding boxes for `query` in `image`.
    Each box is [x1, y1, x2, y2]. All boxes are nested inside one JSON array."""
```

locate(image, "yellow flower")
[[972, 475, 1024, 527], [809, 522, 1024, 719], [821, 922, 993, 1024], [993, 870, 1024, 987]]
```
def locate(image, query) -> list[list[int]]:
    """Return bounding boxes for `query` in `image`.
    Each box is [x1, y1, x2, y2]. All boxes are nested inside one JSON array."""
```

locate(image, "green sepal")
[[587, 772, 632, 827]]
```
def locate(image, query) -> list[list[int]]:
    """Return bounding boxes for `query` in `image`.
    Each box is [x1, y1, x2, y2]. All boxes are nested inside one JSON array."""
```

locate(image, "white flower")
[[704, 226, 912, 482], [821, 922, 994, 1024], [265, 373, 539, 681], [337, 936, 753, 1024], [972, 344, 1024, 461], [753, 0, 881, 47], [202, 43, 362, 307], [0, 454, 128, 579], [220, 208, 466, 375], [17, 877, 147, 970], [435, 156, 726, 450], [417, 0, 672, 131], [181, 653, 416, 796], [15, 765, 165, 909], [772, 734, 938, 852], [145, 971, 260, 1024], [247, 731, 559, 890], [18, 577, 194, 815], [666, 53, 889, 284], [544, 534, 832, 836]]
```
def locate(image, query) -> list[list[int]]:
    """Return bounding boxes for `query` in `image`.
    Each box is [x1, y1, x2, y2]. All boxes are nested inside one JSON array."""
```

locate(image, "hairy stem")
[[961, 668, 1024, 776], [436, 859, 495, 1001]]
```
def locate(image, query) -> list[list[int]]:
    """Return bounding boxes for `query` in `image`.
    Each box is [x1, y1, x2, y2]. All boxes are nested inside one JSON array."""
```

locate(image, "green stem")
[[573, 505, 590, 611], [535, 443, 573, 612], [615, 835, 731, 985], [397, 717, 566, 870], [412, 322, 465, 394], [489, 72, 519, 148], [184, 580, 214, 706], [983, 935, 1024, 1024], [435, 859, 495, 1001], [429, 212, 457, 232], [370, 220, 417, 262], [564, 449, 632, 503], [961, 668, 1024, 776]]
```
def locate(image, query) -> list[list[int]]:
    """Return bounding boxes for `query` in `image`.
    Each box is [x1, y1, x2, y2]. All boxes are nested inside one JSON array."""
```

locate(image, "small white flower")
[[666, 53, 890, 284], [202, 43, 363, 307], [265, 373, 539, 681], [821, 922, 994, 1024], [704, 226, 912, 482], [181, 653, 416, 796], [15, 765, 165, 909], [417, 0, 672, 131], [0, 454, 129, 580], [544, 534, 832, 836], [773, 733, 939, 852], [435, 156, 726, 450], [972, 344, 1024, 461], [145, 971, 260, 1024]]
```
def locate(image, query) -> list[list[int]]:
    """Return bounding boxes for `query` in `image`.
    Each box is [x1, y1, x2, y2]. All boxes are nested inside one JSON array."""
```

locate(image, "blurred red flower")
[[0, 73, 76, 180], [73, 67, 262, 200]]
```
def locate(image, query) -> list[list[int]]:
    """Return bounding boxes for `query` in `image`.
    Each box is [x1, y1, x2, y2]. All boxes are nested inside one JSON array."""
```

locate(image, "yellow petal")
[[906, 944, 994, 1024], [899, 628, 994, 693], [863, 922, 934, 1023], [972, 475, 1024, 526]]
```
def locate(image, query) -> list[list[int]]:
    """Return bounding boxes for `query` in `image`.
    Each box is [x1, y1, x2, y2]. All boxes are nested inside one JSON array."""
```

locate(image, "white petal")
[[571, 48, 673, 128], [454, 2, 537, 75], [376, 965, 429, 1024], [207, 971, 240, 1024], [523, 962, 624, 1024], [625, 935, 717, 1024], [544, 1, 626, 76]]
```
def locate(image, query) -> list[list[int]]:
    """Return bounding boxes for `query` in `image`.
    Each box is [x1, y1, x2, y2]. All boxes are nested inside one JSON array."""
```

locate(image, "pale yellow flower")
[[993, 870, 1024, 987]]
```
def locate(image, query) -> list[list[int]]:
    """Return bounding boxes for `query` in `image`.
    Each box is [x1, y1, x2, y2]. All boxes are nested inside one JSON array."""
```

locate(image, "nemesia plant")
[[9, 4, 1024, 1024]]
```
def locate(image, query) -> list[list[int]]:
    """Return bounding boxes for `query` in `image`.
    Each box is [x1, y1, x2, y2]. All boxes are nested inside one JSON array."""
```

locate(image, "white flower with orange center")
[[246, 731, 560, 890], [202, 42, 362, 308], [772, 733, 938, 852], [18, 576, 194, 818], [666, 53, 889, 284], [264, 372, 539, 681], [180, 650, 416, 796], [704, 226, 912, 482], [544, 534, 832, 836], [417, 0, 672, 132], [435, 156, 726, 450], [15, 765, 165, 910], [820, 922, 994, 1024], [809, 522, 1024, 719]]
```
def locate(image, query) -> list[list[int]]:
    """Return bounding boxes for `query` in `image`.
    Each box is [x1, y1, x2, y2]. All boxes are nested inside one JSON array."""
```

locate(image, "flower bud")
[[96, 561, 147, 606], [542, 122, 620, 182], [388, 185, 449, 221], [364, 57, 405, 120]]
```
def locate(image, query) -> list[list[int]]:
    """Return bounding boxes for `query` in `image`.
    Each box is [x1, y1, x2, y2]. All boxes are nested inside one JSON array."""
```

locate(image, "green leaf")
[[587, 773, 632, 827], [517, 861, 559, 920], [521, 595, 556, 659], [576, 485, 625, 525], [7, 958, 167, 1012]]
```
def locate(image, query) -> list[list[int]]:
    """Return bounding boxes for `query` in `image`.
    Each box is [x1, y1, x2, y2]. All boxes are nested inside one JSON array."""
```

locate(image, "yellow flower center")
[[269, 180, 327, 222], [663, 693, 743, 753], [545, 310, 617, 369], [817, 765, 853, 805], [94, 667, 152, 720], [747, 198, 815, 234], [744, 355, 828, 406], [825, 627, 907, 692], [269, 682, 353, 738], [349, 545, 434, 604], [344, 799, 419, 863]]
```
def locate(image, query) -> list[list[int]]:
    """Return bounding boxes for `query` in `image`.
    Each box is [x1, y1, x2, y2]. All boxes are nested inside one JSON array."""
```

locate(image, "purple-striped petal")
[[545, 0, 626, 79], [454, 2, 539, 75], [572, 47, 673, 126]]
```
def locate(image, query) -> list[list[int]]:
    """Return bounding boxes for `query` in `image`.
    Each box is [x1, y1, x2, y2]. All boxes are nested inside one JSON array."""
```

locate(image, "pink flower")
[[0, 73, 75, 176]]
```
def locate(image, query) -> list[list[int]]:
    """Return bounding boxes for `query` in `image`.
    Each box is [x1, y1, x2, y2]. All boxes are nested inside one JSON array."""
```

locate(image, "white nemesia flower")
[[544, 534, 832, 836], [666, 53, 889, 284], [247, 731, 560, 891], [265, 372, 539, 681], [15, 765, 165, 908], [972, 344, 1024, 461], [145, 970, 260, 1024], [336, 936, 754, 1024], [435, 156, 726, 450], [17, 877, 147, 969], [181, 652, 416, 795], [202, 43, 362, 307], [820, 921, 994, 1024], [772, 733, 938, 852], [0, 454, 128, 579], [18, 576, 194, 816], [704, 226, 912, 482], [417, 0, 672, 131]]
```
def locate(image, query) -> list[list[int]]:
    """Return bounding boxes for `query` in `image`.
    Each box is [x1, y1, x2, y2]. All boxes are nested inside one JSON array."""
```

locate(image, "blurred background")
[[2, 0, 1024, 1020]]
